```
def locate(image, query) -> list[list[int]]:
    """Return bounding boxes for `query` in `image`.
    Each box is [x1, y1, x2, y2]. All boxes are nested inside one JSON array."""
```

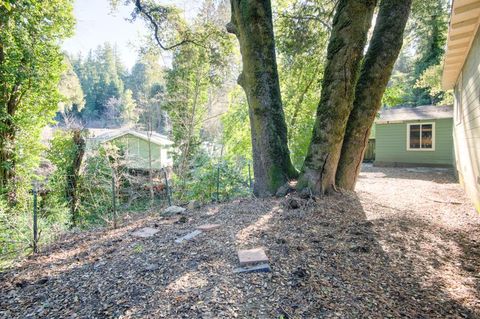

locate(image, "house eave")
[[97, 130, 174, 146], [375, 117, 453, 125], [442, 0, 480, 90]]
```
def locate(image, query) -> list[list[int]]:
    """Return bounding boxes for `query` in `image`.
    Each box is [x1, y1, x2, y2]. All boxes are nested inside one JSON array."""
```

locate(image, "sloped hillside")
[[1, 166, 479, 318]]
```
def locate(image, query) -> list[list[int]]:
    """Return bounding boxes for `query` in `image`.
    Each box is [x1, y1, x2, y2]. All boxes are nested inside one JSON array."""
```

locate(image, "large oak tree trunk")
[[336, 0, 412, 190], [299, 0, 376, 194], [227, 0, 297, 197]]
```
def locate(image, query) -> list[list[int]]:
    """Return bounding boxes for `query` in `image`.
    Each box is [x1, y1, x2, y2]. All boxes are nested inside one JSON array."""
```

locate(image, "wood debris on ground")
[[1, 165, 479, 318]]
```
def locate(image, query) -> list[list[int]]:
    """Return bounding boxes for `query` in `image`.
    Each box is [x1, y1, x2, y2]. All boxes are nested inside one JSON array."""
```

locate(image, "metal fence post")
[[163, 168, 172, 206], [112, 172, 117, 229], [216, 164, 220, 202], [32, 189, 38, 254]]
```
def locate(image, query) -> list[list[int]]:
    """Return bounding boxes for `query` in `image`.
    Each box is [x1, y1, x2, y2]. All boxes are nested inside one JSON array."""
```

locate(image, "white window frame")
[[406, 122, 435, 151]]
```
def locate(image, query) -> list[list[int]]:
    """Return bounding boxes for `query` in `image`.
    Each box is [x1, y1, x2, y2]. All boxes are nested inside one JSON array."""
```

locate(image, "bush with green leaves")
[[173, 151, 251, 204], [77, 143, 126, 226]]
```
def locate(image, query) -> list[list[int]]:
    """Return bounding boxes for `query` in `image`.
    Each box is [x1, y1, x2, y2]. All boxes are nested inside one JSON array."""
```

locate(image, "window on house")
[[407, 123, 434, 150]]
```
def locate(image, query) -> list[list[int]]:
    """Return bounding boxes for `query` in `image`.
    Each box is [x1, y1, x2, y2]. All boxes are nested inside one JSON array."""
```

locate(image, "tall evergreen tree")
[[73, 43, 126, 122]]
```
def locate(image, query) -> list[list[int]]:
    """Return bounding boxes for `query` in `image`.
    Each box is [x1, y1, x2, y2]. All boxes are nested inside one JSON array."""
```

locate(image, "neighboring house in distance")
[[374, 105, 454, 168], [442, 1, 480, 212], [87, 128, 174, 170]]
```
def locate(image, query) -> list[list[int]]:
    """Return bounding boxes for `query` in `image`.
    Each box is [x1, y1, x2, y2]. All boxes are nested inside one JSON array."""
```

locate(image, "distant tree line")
[[61, 43, 168, 133]]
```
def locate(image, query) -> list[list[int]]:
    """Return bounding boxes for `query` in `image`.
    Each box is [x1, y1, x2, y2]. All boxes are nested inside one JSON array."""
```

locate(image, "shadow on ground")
[[359, 163, 457, 184], [1, 167, 479, 318]]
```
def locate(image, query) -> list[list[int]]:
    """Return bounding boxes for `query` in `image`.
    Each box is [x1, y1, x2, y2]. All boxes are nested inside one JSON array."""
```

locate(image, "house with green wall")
[[374, 105, 454, 168], [87, 128, 174, 170], [441, 1, 480, 212]]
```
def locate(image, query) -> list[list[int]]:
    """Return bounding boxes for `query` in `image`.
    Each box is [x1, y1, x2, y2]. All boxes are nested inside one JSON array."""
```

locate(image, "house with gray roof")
[[373, 105, 454, 167]]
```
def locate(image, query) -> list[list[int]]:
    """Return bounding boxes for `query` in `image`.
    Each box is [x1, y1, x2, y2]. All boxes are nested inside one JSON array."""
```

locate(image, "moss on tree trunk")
[[299, 0, 376, 194], [227, 0, 297, 197], [336, 0, 412, 190]]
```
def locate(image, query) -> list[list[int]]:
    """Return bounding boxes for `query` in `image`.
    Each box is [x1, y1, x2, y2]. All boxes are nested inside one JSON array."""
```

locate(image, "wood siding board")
[[454, 27, 480, 212]]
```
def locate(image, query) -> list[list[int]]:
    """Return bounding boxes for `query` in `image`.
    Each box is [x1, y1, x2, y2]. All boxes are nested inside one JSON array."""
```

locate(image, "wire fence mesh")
[[0, 158, 252, 265]]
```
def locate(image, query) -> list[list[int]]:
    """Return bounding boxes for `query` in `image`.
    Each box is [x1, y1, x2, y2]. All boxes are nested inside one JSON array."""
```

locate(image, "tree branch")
[[135, 0, 214, 51]]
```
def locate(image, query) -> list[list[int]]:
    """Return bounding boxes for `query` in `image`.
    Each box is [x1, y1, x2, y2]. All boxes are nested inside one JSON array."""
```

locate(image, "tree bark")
[[336, 0, 412, 190], [0, 11, 22, 200], [227, 0, 297, 197], [0, 87, 21, 200], [66, 129, 85, 227], [299, 0, 376, 194]]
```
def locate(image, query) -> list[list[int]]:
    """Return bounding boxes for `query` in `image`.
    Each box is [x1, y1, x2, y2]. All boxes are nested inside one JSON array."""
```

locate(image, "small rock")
[[285, 198, 300, 209], [299, 188, 313, 199], [187, 200, 201, 210], [275, 183, 291, 197], [144, 263, 159, 272], [161, 205, 186, 217], [350, 244, 370, 253], [177, 216, 188, 223]]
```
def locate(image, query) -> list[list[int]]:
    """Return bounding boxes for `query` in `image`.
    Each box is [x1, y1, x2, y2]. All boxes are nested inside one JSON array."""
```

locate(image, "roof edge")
[[442, 0, 480, 89]]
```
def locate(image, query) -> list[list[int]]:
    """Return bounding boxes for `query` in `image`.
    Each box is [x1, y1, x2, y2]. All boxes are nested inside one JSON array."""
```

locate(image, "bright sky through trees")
[[62, 0, 201, 69]]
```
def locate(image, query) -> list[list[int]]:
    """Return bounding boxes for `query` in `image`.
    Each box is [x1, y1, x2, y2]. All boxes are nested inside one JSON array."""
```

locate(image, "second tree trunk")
[[336, 0, 412, 190], [227, 0, 297, 197], [299, 0, 376, 194]]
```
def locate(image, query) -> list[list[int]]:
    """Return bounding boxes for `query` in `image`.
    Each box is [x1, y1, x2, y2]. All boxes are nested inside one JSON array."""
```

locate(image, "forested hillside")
[[61, 46, 165, 131], [1, 0, 453, 265]]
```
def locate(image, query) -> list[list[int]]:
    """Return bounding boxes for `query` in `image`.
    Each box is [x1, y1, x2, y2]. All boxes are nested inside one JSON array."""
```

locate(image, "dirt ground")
[[1, 165, 479, 318]]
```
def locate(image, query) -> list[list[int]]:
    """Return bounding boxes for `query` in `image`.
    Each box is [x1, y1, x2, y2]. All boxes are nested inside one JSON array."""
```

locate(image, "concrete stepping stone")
[[132, 227, 159, 238], [175, 230, 203, 243], [233, 263, 271, 274], [161, 205, 186, 217], [237, 248, 269, 266], [196, 224, 221, 231]]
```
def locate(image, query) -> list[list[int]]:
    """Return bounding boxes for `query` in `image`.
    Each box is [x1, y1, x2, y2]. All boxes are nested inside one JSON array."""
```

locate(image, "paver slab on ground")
[[131, 227, 159, 238], [175, 229, 203, 243], [237, 248, 269, 266], [196, 224, 221, 231]]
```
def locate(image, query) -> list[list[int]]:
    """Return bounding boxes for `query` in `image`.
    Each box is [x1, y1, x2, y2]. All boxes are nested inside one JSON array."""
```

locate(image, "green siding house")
[[442, 1, 480, 212], [374, 105, 454, 167], [87, 129, 174, 170]]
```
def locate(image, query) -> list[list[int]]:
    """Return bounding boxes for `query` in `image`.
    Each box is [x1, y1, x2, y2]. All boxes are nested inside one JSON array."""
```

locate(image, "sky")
[[62, 0, 202, 69]]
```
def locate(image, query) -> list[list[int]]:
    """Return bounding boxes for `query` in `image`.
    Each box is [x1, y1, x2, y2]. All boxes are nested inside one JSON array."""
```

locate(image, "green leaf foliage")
[[0, 0, 75, 200]]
